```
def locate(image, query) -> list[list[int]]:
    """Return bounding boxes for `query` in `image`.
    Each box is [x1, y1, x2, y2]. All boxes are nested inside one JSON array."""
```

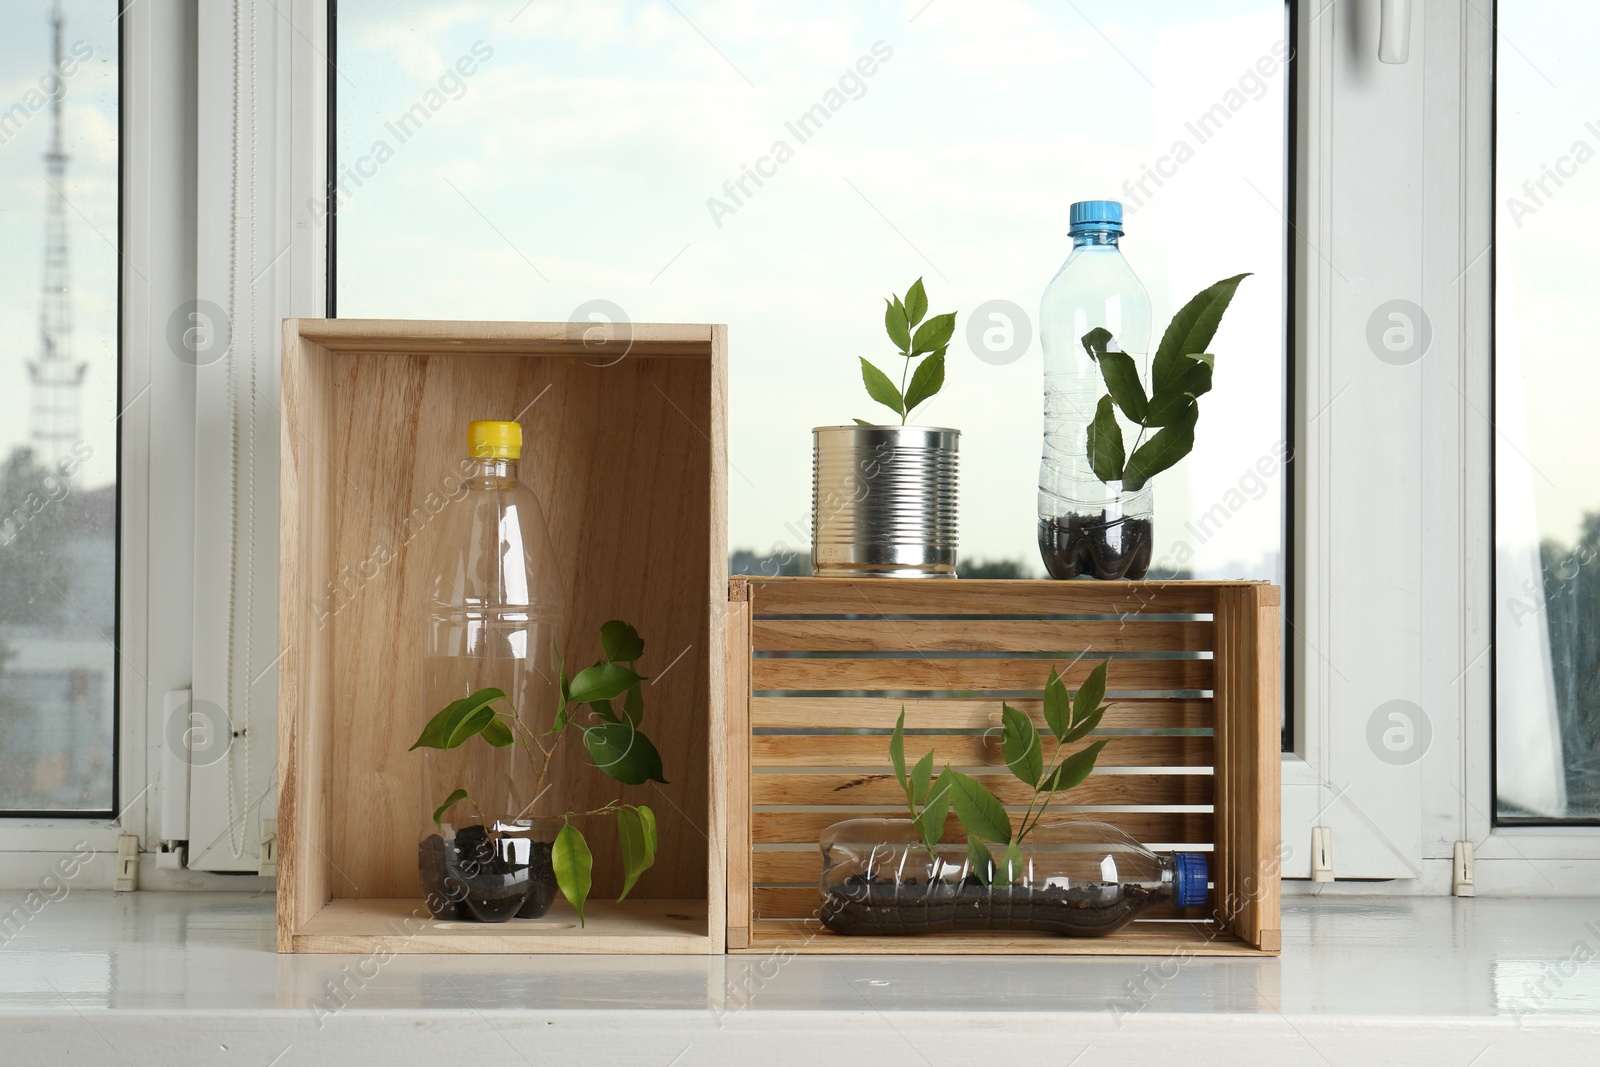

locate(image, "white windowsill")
[[1, 891, 1596, 1062]]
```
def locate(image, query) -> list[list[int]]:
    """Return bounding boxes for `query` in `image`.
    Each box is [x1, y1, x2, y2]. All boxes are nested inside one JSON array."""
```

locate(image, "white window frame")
[[10, 0, 1594, 896]]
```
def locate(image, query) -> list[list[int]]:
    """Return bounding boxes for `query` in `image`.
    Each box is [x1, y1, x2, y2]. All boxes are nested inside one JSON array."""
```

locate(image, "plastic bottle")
[[416, 420, 568, 922], [1037, 200, 1155, 579], [819, 817, 1207, 937]]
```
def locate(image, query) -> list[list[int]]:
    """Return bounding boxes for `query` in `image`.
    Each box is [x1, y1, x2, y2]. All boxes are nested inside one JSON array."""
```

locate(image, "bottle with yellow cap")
[[415, 420, 568, 921]]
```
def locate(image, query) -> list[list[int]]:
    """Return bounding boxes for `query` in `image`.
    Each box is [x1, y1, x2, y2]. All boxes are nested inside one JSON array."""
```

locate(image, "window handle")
[[1379, 0, 1413, 63]]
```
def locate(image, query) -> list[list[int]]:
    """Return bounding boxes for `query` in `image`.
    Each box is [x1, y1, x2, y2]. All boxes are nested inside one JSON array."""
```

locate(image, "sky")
[[0, 0, 118, 491], [333, 0, 1289, 580], [1495, 3, 1600, 552]]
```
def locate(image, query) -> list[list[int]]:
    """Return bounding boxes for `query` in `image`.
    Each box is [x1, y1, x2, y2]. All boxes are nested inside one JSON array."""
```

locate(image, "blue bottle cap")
[[1173, 851, 1209, 909], [1069, 199, 1124, 236]]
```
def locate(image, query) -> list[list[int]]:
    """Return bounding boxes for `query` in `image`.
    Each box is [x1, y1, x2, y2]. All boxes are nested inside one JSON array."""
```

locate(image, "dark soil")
[[1038, 512, 1153, 580], [820, 878, 1165, 937], [418, 826, 557, 923]]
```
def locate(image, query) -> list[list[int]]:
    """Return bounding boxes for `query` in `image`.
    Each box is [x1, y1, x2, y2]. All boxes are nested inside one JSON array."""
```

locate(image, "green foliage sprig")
[[409, 619, 666, 924], [895, 659, 1114, 884], [1085, 273, 1249, 491], [858, 278, 957, 426]]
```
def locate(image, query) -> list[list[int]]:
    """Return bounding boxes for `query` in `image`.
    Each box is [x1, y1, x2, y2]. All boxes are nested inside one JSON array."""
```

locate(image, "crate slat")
[[740, 919, 1262, 956], [750, 810, 1216, 846], [742, 577, 1223, 616], [750, 733, 1213, 768], [752, 618, 1214, 653], [750, 696, 1212, 730], [751, 656, 1213, 693], [750, 771, 1212, 807]]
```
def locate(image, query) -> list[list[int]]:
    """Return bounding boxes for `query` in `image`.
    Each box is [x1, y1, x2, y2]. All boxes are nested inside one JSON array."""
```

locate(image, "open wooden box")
[[724, 577, 1281, 956], [276, 319, 727, 953]]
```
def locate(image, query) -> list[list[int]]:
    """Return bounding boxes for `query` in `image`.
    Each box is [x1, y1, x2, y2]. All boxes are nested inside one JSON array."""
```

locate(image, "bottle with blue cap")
[[817, 816, 1209, 937], [1037, 200, 1155, 579]]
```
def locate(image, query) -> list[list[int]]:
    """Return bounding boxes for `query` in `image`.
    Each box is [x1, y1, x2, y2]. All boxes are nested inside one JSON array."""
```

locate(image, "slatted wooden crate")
[[724, 577, 1281, 956], [277, 319, 727, 953]]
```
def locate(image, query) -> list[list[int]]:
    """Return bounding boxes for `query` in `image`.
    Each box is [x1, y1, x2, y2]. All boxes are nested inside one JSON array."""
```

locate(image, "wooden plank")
[[750, 772, 1212, 807], [723, 590, 751, 950], [1213, 585, 1282, 953], [751, 618, 1213, 653], [739, 918, 1273, 957], [751, 810, 1215, 846], [750, 733, 1213, 768], [742, 577, 1229, 616], [292, 317, 716, 359], [704, 325, 730, 954], [750, 697, 1211, 730], [751, 656, 1213, 693], [292, 898, 713, 954]]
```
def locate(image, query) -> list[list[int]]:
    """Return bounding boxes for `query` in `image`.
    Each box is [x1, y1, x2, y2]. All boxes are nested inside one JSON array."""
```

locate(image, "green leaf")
[[1064, 704, 1107, 744], [1041, 739, 1111, 793], [410, 687, 507, 750], [616, 807, 654, 902], [965, 833, 994, 884], [884, 297, 911, 352], [589, 698, 619, 724], [947, 770, 1011, 844], [916, 767, 952, 853], [1042, 667, 1070, 742], [910, 750, 934, 806], [1097, 351, 1148, 424], [903, 278, 928, 327], [568, 662, 641, 704], [1086, 395, 1126, 483], [481, 715, 514, 747], [622, 683, 643, 728], [583, 721, 669, 785], [901, 349, 946, 416], [1081, 326, 1113, 362], [1072, 660, 1109, 728], [852, 418, 874, 426], [890, 709, 908, 792], [1000, 704, 1043, 787], [446, 704, 495, 748], [432, 788, 469, 827], [552, 821, 594, 925], [910, 312, 956, 356], [860, 358, 905, 418], [599, 620, 645, 663], [1144, 356, 1213, 427], [636, 804, 658, 869], [998, 841, 1024, 884], [1151, 273, 1249, 392], [1121, 401, 1198, 491]]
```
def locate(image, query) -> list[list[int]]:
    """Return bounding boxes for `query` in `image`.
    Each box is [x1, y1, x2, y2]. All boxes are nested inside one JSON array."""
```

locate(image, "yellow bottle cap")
[[467, 420, 522, 460]]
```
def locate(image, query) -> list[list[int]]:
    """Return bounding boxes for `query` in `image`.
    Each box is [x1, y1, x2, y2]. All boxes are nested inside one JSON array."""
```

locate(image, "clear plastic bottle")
[[819, 817, 1207, 937], [416, 420, 568, 922], [1037, 200, 1155, 580]]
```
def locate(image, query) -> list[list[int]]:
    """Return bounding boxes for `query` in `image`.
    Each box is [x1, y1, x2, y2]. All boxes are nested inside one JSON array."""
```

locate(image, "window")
[[331, 0, 1288, 594], [1494, 1, 1600, 823], [0, 1, 119, 815]]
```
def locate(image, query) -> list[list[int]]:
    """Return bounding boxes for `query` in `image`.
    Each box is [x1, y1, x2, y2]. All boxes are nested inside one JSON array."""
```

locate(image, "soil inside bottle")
[[1038, 511, 1153, 580], [418, 825, 558, 923], [820, 878, 1167, 937]]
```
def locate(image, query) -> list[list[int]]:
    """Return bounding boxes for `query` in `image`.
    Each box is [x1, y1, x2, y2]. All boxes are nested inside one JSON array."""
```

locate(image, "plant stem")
[[897, 351, 913, 425]]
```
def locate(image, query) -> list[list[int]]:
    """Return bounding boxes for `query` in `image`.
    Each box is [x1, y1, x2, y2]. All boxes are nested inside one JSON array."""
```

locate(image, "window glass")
[[334, 2, 1286, 584], [1495, 2, 1600, 821], [0, 2, 119, 814]]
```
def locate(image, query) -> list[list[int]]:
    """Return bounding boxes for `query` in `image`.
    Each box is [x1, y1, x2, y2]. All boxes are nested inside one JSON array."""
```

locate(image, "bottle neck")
[[1071, 229, 1122, 248], [467, 457, 519, 481]]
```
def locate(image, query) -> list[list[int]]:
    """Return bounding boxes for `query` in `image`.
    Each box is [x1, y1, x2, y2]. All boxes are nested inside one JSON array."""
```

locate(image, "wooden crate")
[[277, 319, 727, 953], [724, 577, 1281, 956]]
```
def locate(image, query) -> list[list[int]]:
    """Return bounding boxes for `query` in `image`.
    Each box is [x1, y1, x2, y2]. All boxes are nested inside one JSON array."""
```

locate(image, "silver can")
[[811, 425, 960, 578]]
